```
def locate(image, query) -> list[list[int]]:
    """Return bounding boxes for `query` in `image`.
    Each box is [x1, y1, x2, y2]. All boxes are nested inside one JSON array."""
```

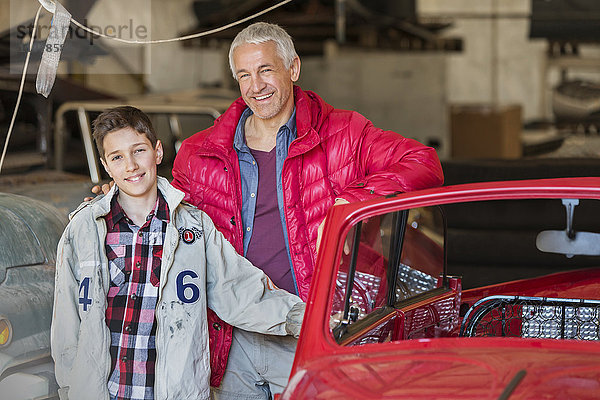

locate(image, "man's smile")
[[254, 93, 274, 101]]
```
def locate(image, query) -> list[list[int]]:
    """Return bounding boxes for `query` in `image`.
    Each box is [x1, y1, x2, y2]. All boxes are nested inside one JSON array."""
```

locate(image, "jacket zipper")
[[97, 217, 112, 400], [198, 150, 245, 250], [281, 157, 300, 296], [154, 220, 178, 398], [204, 144, 301, 294], [154, 304, 162, 398]]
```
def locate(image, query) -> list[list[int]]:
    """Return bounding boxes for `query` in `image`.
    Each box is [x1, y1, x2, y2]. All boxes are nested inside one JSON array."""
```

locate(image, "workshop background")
[[1, 2, 600, 397], [1, 0, 600, 203]]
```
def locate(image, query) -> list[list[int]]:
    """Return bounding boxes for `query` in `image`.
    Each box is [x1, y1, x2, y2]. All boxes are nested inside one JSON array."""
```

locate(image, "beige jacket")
[[51, 177, 303, 399]]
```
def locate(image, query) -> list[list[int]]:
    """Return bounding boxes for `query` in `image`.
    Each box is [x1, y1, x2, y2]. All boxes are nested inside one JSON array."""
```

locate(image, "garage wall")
[[419, 0, 600, 120], [143, 0, 225, 92], [4, 0, 599, 120], [299, 49, 449, 158], [83, 0, 225, 94], [2, 0, 226, 95]]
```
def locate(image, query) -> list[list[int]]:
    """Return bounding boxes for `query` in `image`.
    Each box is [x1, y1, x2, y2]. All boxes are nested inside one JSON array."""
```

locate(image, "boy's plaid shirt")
[[104, 191, 169, 400]]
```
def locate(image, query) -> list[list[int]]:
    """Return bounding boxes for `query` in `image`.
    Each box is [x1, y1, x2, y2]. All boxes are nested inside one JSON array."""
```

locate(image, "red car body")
[[281, 177, 600, 399]]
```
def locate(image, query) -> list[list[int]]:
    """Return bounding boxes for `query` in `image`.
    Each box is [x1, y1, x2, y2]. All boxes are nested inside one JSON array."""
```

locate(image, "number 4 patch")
[[79, 277, 92, 311]]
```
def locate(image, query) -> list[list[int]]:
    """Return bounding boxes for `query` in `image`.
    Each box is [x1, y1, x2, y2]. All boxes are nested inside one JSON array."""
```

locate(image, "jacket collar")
[[201, 85, 333, 158], [232, 107, 297, 153], [90, 176, 185, 222], [287, 86, 329, 157], [203, 98, 248, 153]]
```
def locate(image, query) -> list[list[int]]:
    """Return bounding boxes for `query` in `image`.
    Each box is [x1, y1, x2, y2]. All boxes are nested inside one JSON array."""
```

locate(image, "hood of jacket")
[[195, 85, 333, 155]]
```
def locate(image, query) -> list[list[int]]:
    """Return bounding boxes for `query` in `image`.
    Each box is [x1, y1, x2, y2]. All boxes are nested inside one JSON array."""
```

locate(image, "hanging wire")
[[0, 5, 43, 175], [71, 0, 293, 44], [1, 0, 294, 175]]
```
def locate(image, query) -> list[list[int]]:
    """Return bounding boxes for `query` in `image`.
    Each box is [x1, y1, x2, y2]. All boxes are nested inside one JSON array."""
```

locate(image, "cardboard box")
[[451, 104, 522, 159]]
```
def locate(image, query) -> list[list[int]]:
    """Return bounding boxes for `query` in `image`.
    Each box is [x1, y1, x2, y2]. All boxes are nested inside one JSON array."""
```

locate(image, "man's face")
[[100, 127, 163, 200], [233, 41, 300, 121]]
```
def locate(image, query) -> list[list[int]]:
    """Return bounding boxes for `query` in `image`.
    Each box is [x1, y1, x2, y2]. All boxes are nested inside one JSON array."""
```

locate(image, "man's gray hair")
[[228, 22, 298, 80]]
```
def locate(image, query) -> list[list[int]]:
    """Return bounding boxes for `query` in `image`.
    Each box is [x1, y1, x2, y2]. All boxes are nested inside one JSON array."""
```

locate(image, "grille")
[[460, 295, 600, 340]]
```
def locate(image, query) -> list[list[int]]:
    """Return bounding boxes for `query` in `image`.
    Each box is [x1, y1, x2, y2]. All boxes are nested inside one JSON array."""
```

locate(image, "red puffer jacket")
[[172, 86, 444, 386]]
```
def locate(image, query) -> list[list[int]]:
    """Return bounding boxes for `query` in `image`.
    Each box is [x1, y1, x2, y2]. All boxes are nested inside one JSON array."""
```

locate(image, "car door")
[[331, 205, 461, 346]]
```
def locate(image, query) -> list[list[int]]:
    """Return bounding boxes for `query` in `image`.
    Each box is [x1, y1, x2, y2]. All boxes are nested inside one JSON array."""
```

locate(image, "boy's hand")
[[84, 181, 114, 201], [285, 302, 306, 338]]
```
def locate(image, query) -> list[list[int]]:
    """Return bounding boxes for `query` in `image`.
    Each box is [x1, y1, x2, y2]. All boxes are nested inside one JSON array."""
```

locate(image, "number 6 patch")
[[176, 270, 200, 303]]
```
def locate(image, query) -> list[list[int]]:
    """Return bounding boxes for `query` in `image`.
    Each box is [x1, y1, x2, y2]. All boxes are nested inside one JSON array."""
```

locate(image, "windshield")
[[329, 196, 600, 346]]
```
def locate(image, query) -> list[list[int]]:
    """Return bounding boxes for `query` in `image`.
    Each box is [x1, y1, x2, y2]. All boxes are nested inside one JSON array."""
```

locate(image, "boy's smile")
[[100, 127, 163, 202]]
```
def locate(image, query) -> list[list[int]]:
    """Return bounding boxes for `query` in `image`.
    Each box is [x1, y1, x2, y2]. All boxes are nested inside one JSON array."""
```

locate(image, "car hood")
[[284, 338, 600, 399]]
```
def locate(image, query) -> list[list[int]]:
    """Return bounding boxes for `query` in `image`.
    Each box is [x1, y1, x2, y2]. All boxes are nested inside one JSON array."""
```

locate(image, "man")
[[171, 22, 444, 399]]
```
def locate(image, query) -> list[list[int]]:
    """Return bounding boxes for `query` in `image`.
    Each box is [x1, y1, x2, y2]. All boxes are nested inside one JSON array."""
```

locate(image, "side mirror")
[[536, 199, 600, 258]]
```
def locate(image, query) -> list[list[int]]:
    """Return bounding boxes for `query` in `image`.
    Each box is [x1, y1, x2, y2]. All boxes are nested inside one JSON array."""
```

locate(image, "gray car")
[[0, 193, 66, 399]]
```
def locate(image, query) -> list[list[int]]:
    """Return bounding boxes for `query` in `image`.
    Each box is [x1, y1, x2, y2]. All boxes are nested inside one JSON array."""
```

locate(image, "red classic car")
[[281, 177, 600, 399]]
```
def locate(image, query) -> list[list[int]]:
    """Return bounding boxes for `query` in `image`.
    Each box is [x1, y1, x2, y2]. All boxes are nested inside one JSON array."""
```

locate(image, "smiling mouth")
[[254, 93, 273, 101], [125, 173, 145, 182]]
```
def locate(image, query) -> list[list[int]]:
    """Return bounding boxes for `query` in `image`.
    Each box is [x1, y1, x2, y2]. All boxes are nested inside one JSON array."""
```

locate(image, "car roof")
[[0, 193, 66, 278]]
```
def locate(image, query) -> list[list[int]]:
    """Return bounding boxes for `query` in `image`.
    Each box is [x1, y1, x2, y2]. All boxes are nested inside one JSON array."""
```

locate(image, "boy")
[[51, 106, 305, 400]]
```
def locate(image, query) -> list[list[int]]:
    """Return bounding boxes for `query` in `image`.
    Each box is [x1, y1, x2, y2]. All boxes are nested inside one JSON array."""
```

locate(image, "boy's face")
[[100, 127, 163, 200]]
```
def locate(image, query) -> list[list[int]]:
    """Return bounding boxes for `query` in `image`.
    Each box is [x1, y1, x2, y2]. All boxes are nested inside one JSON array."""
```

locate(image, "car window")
[[331, 218, 389, 327], [447, 197, 600, 341], [331, 207, 445, 329], [396, 208, 444, 302], [443, 198, 600, 289], [325, 191, 600, 354]]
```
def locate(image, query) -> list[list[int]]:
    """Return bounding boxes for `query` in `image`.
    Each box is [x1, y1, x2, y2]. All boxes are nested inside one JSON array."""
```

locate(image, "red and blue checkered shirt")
[[104, 191, 169, 400]]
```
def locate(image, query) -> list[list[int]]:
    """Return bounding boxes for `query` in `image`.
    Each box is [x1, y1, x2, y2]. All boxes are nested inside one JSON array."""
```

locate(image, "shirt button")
[[131, 294, 137, 300], [250, 193, 255, 198], [124, 325, 132, 333], [122, 356, 128, 362], [212, 323, 221, 331], [138, 231, 143, 237], [246, 227, 251, 232], [252, 161, 256, 165], [135, 261, 141, 268]]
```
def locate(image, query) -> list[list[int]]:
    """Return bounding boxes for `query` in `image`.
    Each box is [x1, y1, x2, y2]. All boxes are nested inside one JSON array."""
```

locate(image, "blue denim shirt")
[[233, 107, 298, 294]]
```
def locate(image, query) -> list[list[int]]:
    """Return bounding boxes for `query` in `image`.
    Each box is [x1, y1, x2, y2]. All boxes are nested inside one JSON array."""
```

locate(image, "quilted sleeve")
[[171, 141, 194, 204], [337, 115, 444, 202]]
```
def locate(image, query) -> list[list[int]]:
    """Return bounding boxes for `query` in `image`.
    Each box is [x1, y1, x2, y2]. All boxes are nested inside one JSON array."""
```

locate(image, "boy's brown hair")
[[92, 106, 157, 160]]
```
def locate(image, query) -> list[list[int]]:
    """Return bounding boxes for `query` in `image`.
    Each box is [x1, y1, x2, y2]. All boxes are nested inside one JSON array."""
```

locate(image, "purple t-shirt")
[[245, 147, 295, 294]]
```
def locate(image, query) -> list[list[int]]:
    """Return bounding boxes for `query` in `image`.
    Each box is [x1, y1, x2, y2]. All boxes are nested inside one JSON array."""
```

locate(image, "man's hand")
[[316, 198, 350, 254], [83, 181, 114, 201]]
